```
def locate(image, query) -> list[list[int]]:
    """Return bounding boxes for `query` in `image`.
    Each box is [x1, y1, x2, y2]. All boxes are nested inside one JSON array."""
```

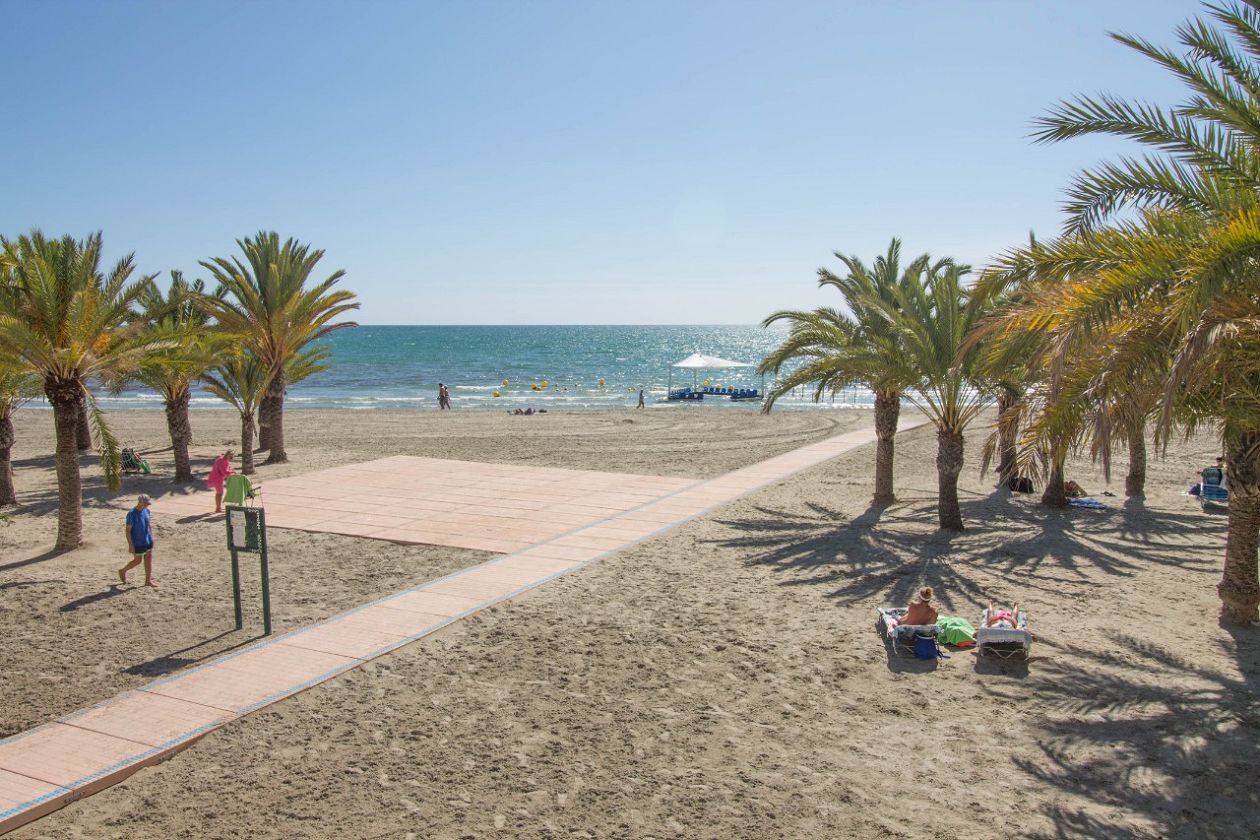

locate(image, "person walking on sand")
[[438, 383, 450, 410], [119, 494, 156, 587], [208, 449, 234, 513], [637, 388, 645, 409]]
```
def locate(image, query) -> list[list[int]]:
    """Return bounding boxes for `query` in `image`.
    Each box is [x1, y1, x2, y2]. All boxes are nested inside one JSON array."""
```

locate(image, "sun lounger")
[[120, 447, 150, 475], [1200, 483, 1229, 508], [876, 607, 939, 656], [975, 607, 1032, 659]]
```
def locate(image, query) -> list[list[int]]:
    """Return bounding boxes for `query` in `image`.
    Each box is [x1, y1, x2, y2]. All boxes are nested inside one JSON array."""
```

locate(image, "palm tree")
[[971, 230, 1162, 506], [121, 272, 223, 482], [759, 239, 929, 505], [0, 363, 39, 507], [199, 232, 358, 464], [873, 261, 998, 530], [995, 209, 1260, 618], [202, 345, 330, 475], [0, 231, 166, 549], [1028, 0, 1260, 622], [968, 246, 1043, 491]]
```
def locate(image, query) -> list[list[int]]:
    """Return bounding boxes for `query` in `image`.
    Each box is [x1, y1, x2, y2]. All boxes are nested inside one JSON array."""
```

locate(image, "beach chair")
[[1199, 483, 1229, 508], [1194, 466, 1230, 509], [120, 448, 150, 475], [975, 607, 1032, 659], [876, 607, 940, 656]]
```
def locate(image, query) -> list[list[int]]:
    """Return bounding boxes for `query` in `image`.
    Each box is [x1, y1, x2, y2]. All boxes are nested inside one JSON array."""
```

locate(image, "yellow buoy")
[[502, 378, 509, 386], [598, 377, 605, 386], [493, 391, 501, 398]]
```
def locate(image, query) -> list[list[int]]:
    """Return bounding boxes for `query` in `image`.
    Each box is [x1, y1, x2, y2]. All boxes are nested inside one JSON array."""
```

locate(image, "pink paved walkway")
[[0, 422, 918, 834], [155, 457, 698, 553]]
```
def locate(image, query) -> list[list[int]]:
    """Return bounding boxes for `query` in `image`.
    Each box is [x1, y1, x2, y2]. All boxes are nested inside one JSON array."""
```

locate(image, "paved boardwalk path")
[[0, 422, 917, 834]]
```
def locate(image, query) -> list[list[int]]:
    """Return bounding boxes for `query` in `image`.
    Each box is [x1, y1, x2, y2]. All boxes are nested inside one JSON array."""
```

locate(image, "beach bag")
[[913, 633, 946, 660]]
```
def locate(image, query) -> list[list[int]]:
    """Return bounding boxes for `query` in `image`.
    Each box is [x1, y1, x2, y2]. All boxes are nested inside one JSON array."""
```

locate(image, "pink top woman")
[[208, 450, 235, 512]]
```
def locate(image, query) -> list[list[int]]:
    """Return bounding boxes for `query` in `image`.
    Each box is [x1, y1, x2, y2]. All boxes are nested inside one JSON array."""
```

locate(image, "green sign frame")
[[225, 505, 272, 635]]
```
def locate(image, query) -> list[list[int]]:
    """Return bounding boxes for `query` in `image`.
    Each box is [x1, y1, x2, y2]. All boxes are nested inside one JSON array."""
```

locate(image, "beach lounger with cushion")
[[975, 607, 1032, 659], [876, 607, 940, 656]]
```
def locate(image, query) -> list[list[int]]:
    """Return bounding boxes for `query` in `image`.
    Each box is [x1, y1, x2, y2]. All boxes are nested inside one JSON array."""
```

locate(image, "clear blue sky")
[[2, 1, 1197, 324]]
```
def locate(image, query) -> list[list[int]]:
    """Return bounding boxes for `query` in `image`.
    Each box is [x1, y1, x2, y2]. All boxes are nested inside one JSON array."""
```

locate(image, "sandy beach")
[[2, 407, 1256, 838]]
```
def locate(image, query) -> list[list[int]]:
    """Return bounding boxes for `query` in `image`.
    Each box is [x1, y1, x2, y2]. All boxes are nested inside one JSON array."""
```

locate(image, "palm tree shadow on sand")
[[707, 487, 1219, 613], [1008, 629, 1260, 839], [707, 484, 1248, 835]]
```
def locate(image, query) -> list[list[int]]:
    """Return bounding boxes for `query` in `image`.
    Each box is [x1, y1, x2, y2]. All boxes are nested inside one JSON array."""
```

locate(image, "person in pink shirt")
[[208, 449, 235, 513]]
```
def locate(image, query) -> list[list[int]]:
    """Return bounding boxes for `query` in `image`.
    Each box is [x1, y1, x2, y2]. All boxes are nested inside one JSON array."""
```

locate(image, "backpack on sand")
[[913, 633, 947, 660]]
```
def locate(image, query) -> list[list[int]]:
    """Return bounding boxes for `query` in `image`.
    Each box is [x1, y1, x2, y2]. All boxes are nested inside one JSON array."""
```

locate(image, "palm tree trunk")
[[996, 393, 1018, 487], [936, 427, 965, 531], [0, 412, 16, 507], [76, 394, 92, 452], [257, 394, 277, 452], [872, 390, 900, 504], [1219, 432, 1260, 624], [241, 411, 256, 475], [165, 387, 193, 483], [1125, 417, 1147, 498], [1042, 455, 1068, 508], [46, 376, 84, 550], [263, 368, 288, 464]]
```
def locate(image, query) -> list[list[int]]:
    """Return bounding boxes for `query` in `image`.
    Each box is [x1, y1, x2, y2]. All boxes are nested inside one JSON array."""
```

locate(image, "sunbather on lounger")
[[985, 601, 1020, 628], [901, 586, 939, 626]]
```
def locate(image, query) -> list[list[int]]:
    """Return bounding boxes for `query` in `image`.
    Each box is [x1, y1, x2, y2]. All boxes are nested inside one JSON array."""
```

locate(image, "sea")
[[89, 325, 876, 412]]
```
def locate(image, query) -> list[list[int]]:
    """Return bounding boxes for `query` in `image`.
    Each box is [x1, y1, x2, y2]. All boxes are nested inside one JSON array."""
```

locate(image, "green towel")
[[223, 473, 254, 506], [935, 615, 977, 646]]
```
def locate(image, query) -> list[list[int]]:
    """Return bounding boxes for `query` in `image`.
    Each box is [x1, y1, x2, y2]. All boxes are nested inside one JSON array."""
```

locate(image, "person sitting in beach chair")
[[976, 602, 1032, 659], [1189, 457, 1229, 507], [120, 447, 150, 475], [901, 586, 938, 626], [876, 587, 942, 655]]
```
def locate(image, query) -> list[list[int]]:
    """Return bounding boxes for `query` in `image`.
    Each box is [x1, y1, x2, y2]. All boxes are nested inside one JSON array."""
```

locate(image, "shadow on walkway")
[[123, 630, 264, 678]]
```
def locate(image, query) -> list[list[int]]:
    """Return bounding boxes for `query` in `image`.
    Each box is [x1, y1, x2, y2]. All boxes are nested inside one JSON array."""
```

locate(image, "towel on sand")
[[935, 616, 976, 647]]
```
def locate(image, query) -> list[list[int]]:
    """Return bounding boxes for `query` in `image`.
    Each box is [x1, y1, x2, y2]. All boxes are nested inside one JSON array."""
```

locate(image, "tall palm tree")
[[202, 345, 330, 475], [121, 272, 223, 482], [0, 363, 39, 507], [873, 261, 998, 530], [199, 232, 358, 464], [968, 245, 1043, 491], [759, 239, 929, 505], [1028, 0, 1260, 622], [0, 231, 166, 549], [201, 351, 270, 476]]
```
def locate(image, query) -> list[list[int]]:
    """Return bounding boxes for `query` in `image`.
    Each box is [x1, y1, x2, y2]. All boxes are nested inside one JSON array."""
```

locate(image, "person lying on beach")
[[986, 601, 1020, 628], [900, 586, 938, 626], [510, 408, 535, 415]]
